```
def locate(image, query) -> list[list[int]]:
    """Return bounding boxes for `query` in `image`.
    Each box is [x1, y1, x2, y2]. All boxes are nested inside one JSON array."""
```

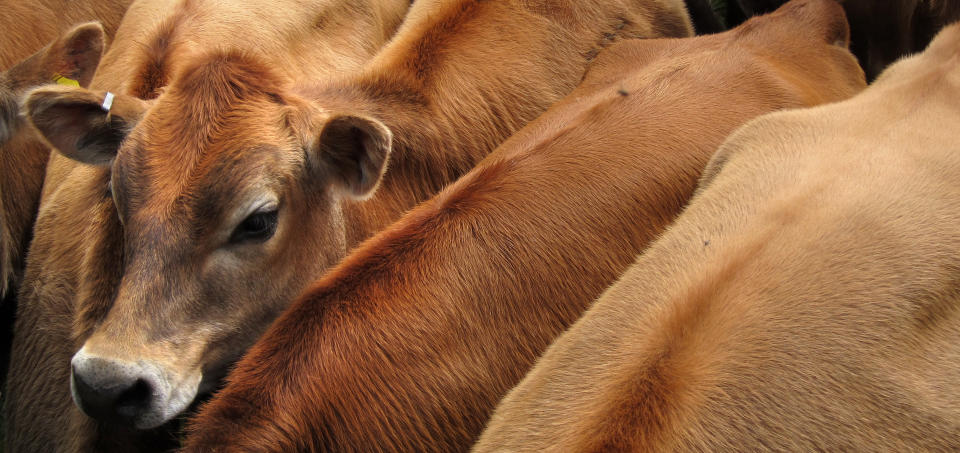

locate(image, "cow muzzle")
[[70, 346, 201, 429]]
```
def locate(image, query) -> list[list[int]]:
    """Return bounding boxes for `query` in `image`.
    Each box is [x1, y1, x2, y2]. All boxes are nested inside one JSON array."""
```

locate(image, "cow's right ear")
[[24, 86, 147, 165]]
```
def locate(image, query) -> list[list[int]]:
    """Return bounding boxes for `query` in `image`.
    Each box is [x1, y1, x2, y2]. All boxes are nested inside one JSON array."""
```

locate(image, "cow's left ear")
[[24, 86, 147, 165], [314, 113, 392, 199]]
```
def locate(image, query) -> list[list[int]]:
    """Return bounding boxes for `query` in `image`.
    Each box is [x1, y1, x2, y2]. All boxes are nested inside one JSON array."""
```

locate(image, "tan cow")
[[0, 0, 131, 70], [10, 0, 693, 451], [6, 0, 411, 451], [0, 20, 106, 415], [732, 0, 960, 79], [181, 0, 865, 451], [475, 16, 960, 453], [0, 23, 105, 301], [0, 0, 132, 297]]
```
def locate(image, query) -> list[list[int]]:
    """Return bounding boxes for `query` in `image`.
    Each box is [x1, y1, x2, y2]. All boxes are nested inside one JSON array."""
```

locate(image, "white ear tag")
[[101, 92, 115, 112]]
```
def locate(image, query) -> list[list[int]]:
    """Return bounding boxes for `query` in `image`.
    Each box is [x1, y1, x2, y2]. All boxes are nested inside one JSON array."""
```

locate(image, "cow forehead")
[[118, 50, 294, 181], [115, 136, 292, 217], [111, 132, 297, 241]]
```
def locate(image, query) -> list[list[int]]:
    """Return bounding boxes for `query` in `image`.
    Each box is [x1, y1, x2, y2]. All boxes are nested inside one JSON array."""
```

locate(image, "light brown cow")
[[474, 15, 960, 453], [10, 0, 693, 451], [181, 1, 865, 451], [0, 0, 132, 298], [0, 20, 106, 413], [733, 0, 960, 79], [0, 0, 131, 70], [6, 0, 410, 451], [0, 23, 105, 301]]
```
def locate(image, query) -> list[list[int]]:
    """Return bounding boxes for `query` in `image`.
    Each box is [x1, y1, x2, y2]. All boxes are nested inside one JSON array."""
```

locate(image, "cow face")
[[25, 51, 391, 429]]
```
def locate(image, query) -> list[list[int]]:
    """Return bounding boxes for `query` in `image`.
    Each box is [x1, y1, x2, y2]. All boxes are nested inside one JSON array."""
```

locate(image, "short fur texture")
[[5, 0, 410, 451], [182, 1, 865, 451], [733, 0, 960, 78], [8, 0, 694, 451], [0, 20, 106, 409], [474, 11, 960, 453], [0, 0, 131, 298], [0, 0, 131, 70], [0, 22, 105, 301]]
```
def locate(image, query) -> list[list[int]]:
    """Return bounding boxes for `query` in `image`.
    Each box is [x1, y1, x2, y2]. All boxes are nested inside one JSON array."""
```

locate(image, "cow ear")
[[24, 86, 147, 166], [314, 113, 392, 199], [42, 21, 106, 88], [0, 22, 105, 144]]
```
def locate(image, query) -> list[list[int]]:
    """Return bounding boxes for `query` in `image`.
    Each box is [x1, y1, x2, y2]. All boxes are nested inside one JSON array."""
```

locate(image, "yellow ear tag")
[[53, 74, 80, 87]]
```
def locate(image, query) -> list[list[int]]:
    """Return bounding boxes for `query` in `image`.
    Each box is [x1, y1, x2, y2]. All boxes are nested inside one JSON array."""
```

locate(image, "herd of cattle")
[[1, 0, 959, 451]]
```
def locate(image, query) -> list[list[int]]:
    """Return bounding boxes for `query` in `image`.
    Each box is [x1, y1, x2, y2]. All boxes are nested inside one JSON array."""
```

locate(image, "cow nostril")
[[115, 378, 154, 417], [71, 362, 157, 426]]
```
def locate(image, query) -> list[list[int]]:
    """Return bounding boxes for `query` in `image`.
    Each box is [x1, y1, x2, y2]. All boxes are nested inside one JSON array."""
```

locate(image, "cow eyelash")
[[229, 209, 279, 244]]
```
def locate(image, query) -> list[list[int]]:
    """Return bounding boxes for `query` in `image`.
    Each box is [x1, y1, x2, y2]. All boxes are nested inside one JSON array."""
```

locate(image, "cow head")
[[25, 51, 391, 429]]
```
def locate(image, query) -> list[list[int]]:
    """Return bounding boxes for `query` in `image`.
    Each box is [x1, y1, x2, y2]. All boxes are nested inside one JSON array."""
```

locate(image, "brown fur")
[[475, 12, 960, 453], [734, 0, 960, 79], [5, 0, 411, 451], [0, 0, 131, 70], [0, 23, 106, 300], [0, 0, 131, 292], [9, 0, 694, 451], [0, 22, 107, 408], [181, 1, 865, 451]]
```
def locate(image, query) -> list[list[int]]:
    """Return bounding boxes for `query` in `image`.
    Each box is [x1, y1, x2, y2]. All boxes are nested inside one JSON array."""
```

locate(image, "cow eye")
[[230, 209, 278, 244]]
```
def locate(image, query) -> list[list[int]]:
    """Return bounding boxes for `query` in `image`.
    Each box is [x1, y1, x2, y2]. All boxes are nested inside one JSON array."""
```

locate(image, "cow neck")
[[308, 58, 528, 249]]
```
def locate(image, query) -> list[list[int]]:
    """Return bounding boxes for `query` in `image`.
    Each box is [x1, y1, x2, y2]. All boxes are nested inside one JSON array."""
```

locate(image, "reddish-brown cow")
[[475, 13, 960, 453], [6, 0, 410, 451], [182, 1, 865, 451], [0, 0, 133, 299], [0, 22, 105, 301], [10, 0, 692, 451], [0, 0, 131, 70], [0, 19, 106, 404], [732, 0, 960, 78]]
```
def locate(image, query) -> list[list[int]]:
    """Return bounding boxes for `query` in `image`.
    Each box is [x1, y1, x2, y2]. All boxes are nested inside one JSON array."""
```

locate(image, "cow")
[[180, 1, 866, 451], [5, 0, 412, 450], [474, 15, 960, 453], [1, 20, 106, 311], [9, 0, 694, 451], [730, 0, 960, 79], [0, 18, 106, 413], [0, 0, 133, 394], [0, 0, 131, 70], [0, 0, 133, 297]]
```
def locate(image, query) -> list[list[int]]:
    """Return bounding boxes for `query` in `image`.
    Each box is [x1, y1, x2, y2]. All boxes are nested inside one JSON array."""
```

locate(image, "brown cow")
[[11, 0, 693, 451], [6, 0, 411, 450], [0, 22, 105, 302], [732, 0, 960, 78], [0, 1, 132, 376], [0, 0, 131, 70], [0, 19, 106, 412], [474, 16, 960, 453], [0, 0, 133, 295], [181, 1, 865, 451]]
